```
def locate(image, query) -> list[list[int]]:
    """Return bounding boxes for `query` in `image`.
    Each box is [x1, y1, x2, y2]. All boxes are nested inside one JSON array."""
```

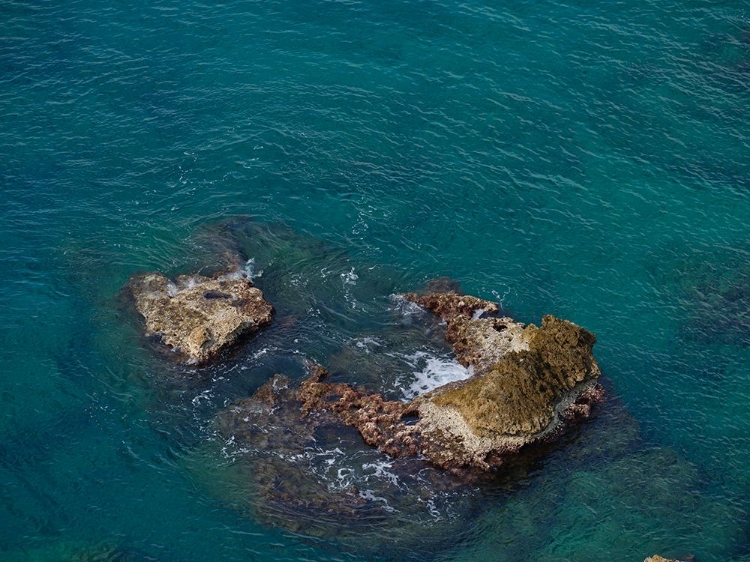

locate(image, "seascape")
[[1, 0, 749, 560]]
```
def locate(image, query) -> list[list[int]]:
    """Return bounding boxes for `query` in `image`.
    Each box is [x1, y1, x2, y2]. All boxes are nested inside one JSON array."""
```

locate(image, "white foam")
[[192, 389, 213, 406], [358, 488, 396, 512], [289, 272, 307, 288], [388, 294, 427, 322], [400, 352, 473, 400], [361, 460, 400, 487], [340, 267, 358, 285], [241, 258, 263, 280]]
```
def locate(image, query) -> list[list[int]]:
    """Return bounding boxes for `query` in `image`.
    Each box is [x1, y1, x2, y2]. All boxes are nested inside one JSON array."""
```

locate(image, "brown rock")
[[297, 365, 422, 459], [290, 292, 603, 472], [416, 294, 602, 468], [127, 270, 273, 364], [404, 291, 526, 376]]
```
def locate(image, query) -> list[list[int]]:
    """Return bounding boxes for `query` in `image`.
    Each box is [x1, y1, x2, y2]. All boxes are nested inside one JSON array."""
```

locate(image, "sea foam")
[[400, 352, 473, 400]]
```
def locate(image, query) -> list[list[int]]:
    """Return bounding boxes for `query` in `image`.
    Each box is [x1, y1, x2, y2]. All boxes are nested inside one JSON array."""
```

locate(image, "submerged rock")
[[127, 270, 273, 364], [212, 370, 477, 548], [213, 373, 372, 525]]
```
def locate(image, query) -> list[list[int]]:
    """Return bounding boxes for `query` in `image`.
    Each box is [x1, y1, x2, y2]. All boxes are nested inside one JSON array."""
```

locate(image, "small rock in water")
[[127, 270, 273, 364]]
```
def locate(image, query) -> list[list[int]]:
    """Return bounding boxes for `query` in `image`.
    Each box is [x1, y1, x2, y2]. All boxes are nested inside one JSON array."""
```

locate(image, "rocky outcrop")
[[295, 306, 603, 471], [128, 271, 273, 364], [413, 296, 604, 469], [219, 290, 603, 473], [323, 291, 602, 470]]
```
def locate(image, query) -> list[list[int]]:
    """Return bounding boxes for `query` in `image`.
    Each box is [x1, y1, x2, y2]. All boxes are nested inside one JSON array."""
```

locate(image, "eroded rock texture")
[[404, 291, 526, 376], [128, 271, 273, 364]]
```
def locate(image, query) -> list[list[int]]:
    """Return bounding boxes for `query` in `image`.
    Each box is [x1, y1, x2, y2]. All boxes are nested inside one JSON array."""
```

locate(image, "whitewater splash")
[[399, 351, 473, 400]]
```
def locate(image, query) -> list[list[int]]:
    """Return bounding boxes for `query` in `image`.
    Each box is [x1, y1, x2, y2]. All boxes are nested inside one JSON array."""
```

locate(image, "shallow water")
[[1, 0, 749, 560]]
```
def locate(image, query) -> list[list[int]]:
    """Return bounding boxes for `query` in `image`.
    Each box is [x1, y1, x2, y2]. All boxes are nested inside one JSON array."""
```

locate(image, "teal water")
[[1, 0, 749, 560]]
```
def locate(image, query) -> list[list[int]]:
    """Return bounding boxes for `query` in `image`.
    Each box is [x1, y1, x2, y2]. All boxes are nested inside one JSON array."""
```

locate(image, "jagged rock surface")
[[128, 271, 273, 364]]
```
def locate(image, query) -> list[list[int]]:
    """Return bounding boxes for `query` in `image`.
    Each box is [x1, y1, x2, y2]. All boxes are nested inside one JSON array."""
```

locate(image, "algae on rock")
[[429, 315, 601, 439], [407, 293, 604, 470]]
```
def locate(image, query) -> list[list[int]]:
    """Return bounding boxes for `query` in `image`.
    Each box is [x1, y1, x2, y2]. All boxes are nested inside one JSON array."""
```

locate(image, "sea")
[[1, 0, 749, 560]]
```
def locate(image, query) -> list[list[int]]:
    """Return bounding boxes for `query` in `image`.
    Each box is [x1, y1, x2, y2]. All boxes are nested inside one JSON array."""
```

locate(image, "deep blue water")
[[1, 0, 749, 560]]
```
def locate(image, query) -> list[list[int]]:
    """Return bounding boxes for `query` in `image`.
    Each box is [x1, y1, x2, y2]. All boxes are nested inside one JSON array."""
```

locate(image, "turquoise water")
[[1, 0, 749, 559]]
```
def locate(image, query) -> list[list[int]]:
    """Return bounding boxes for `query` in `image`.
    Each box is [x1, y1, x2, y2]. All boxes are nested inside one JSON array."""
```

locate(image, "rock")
[[127, 270, 273, 364], [208, 287, 605, 540], [423, 315, 601, 435], [403, 291, 525, 375], [644, 556, 695, 562], [295, 291, 603, 472], [297, 365, 423, 460], [404, 290, 499, 323]]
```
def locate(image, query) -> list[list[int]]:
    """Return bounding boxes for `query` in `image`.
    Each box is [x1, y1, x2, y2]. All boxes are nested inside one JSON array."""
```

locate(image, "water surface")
[[1, 0, 749, 560]]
